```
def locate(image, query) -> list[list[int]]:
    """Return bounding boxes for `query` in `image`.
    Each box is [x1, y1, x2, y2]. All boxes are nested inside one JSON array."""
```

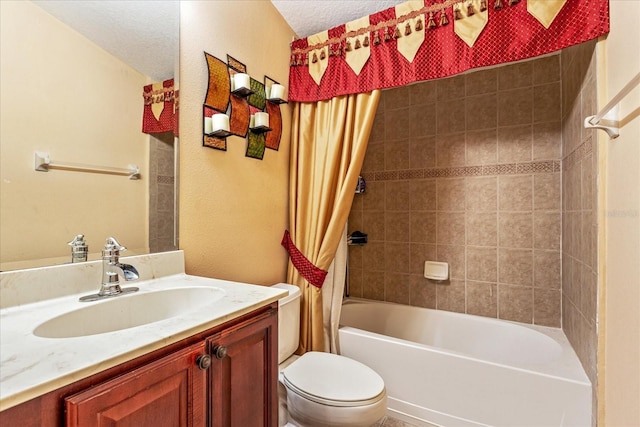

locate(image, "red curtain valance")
[[288, 0, 609, 102]]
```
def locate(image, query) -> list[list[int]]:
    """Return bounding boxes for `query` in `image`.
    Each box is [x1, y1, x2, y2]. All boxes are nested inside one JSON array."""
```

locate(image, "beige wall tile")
[[410, 179, 437, 211], [437, 244, 466, 280], [410, 211, 437, 244], [534, 173, 561, 210], [410, 275, 437, 308], [362, 143, 385, 172], [467, 246, 498, 282], [466, 68, 497, 96], [363, 211, 385, 241], [498, 87, 533, 127], [466, 176, 498, 211], [437, 212, 466, 245], [534, 288, 561, 327], [466, 93, 497, 131], [499, 175, 533, 211], [351, 56, 565, 326], [386, 180, 410, 211], [436, 279, 466, 313], [581, 267, 598, 325], [466, 212, 498, 246], [410, 106, 437, 137], [498, 284, 533, 323], [533, 82, 561, 123], [363, 270, 385, 300], [385, 86, 411, 110], [385, 107, 411, 140], [362, 241, 385, 271], [385, 139, 410, 170], [437, 74, 466, 101], [348, 266, 363, 298], [410, 136, 436, 168], [410, 80, 437, 105], [533, 121, 562, 160], [437, 99, 466, 134], [498, 125, 533, 162], [385, 272, 411, 304], [436, 132, 466, 167], [410, 243, 437, 275], [385, 211, 410, 242], [534, 212, 561, 250], [368, 115, 386, 144], [467, 281, 497, 317], [533, 54, 560, 85], [499, 248, 533, 286], [348, 210, 363, 235], [533, 250, 561, 289], [499, 212, 533, 248], [437, 178, 466, 211], [498, 61, 533, 90], [466, 129, 497, 165]]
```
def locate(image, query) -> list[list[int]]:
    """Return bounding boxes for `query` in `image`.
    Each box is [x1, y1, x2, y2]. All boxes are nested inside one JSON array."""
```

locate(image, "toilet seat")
[[281, 352, 385, 407]]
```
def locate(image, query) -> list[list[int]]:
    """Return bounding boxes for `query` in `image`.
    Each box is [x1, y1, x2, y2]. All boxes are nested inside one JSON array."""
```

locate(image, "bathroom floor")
[[375, 415, 438, 426]]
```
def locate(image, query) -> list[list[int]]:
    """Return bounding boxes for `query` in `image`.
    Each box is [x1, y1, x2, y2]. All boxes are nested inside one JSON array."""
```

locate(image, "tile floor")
[[374, 415, 439, 426]]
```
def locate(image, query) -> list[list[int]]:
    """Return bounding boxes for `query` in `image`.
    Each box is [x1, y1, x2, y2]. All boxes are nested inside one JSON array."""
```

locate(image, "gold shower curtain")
[[287, 90, 380, 353]]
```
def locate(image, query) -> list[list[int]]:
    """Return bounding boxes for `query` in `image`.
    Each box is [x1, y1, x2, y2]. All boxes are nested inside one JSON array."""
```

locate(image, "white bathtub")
[[338, 298, 591, 427]]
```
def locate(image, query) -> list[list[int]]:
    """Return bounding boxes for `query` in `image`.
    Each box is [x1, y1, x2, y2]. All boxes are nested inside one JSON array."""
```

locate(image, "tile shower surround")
[[348, 54, 564, 327], [560, 40, 599, 426]]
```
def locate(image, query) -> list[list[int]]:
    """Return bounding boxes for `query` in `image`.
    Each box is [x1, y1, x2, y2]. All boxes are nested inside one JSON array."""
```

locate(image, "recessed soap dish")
[[424, 261, 449, 281]]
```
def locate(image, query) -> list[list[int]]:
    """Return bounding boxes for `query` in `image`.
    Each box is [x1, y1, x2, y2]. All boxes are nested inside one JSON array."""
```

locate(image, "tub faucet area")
[[79, 237, 139, 302]]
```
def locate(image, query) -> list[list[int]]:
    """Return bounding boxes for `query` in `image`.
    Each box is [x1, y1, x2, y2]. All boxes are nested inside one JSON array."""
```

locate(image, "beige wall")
[[349, 56, 563, 327], [601, 1, 640, 425], [178, 1, 295, 284], [0, 1, 148, 267]]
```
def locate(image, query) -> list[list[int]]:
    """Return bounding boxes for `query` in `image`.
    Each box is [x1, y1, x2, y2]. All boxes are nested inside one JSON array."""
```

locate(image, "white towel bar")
[[34, 151, 140, 180], [584, 72, 640, 139]]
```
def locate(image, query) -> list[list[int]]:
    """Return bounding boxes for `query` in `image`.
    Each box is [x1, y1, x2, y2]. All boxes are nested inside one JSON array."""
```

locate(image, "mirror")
[[0, 1, 179, 271]]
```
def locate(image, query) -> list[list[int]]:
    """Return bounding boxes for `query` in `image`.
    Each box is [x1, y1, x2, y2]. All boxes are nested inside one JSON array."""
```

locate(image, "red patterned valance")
[[288, 0, 609, 102]]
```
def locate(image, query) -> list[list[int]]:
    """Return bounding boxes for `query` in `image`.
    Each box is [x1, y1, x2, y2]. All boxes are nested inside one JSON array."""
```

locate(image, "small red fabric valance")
[[288, 0, 609, 102], [281, 230, 328, 288]]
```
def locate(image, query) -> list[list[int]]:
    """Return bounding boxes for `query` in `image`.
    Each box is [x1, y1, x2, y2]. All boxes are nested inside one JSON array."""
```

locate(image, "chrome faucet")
[[79, 237, 139, 302]]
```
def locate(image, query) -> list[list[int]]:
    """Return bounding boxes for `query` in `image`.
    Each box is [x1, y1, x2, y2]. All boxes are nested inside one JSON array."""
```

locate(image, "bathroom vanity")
[[0, 250, 286, 426]]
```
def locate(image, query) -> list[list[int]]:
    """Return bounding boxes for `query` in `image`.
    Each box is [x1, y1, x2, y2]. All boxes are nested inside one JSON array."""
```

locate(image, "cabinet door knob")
[[213, 345, 227, 360], [196, 354, 212, 370]]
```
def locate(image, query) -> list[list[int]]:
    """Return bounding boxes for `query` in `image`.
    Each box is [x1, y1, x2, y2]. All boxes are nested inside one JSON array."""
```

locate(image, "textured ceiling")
[[271, 0, 405, 38], [31, 1, 401, 81], [32, 0, 179, 81]]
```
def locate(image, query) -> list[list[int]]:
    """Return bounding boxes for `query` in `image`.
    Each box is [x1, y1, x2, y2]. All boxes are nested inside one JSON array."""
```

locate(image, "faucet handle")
[[104, 237, 126, 252]]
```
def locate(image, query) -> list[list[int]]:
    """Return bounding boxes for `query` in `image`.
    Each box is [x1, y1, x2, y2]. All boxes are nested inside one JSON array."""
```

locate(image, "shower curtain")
[[285, 90, 380, 354]]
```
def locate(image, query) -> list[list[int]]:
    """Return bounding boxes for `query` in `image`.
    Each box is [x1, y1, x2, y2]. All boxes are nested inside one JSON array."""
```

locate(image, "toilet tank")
[[272, 283, 301, 364]]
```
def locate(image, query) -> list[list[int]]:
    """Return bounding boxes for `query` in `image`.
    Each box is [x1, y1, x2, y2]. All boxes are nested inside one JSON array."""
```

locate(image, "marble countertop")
[[0, 252, 286, 412]]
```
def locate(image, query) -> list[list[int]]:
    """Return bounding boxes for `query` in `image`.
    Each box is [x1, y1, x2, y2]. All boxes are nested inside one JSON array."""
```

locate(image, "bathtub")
[[338, 299, 591, 427]]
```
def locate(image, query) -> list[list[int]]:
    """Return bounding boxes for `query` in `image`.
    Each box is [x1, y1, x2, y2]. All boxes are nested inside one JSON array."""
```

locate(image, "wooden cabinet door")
[[208, 309, 278, 427], [65, 342, 208, 427]]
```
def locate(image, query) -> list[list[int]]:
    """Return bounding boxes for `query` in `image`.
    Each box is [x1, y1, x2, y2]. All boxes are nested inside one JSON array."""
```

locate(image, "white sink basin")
[[33, 287, 225, 338]]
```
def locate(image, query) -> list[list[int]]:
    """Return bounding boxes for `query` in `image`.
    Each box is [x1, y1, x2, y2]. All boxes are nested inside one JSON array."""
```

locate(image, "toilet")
[[272, 283, 387, 427]]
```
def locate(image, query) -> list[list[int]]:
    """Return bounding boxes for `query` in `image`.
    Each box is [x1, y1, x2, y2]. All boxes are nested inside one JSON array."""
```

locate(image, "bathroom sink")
[[33, 287, 225, 338]]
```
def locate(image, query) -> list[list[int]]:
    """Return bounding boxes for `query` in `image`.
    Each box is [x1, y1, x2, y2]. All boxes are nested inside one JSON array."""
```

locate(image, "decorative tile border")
[[362, 160, 560, 182], [563, 136, 593, 171], [157, 175, 175, 185]]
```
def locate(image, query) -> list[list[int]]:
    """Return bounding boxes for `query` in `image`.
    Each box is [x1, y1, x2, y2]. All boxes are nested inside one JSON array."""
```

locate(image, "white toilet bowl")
[[281, 351, 386, 427], [272, 284, 387, 427]]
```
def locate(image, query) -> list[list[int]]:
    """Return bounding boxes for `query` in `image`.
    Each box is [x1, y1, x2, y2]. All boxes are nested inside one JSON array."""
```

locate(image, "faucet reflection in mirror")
[[67, 235, 88, 263], [79, 237, 139, 302]]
